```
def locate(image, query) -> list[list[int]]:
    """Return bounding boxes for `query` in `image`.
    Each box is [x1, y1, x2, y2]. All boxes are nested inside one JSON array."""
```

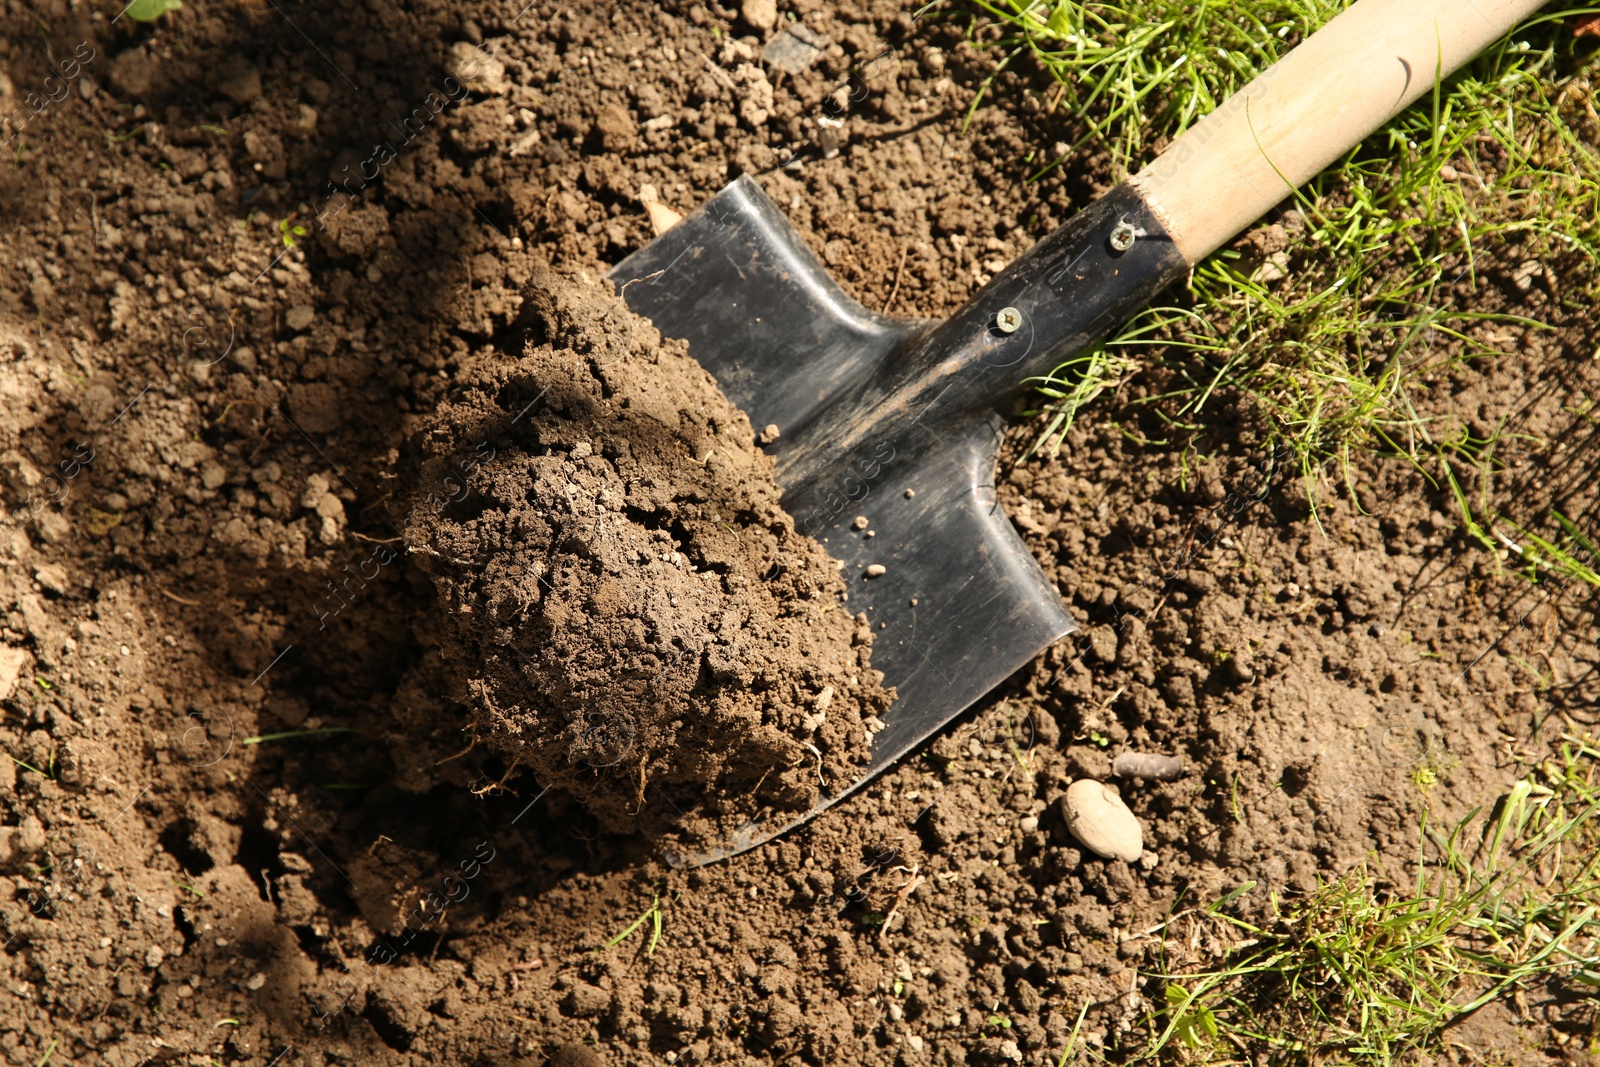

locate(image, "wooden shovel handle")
[[1130, 0, 1546, 264]]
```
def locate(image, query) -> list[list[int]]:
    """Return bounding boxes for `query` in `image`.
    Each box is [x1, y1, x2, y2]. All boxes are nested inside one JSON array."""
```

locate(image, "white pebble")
[[864, 564, 886, 578], [1061, 780, 1143, 862]]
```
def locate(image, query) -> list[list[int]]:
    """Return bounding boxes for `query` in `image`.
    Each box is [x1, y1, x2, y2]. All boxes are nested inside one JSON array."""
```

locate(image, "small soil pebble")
[[740, 0, 779, 33], [1061, 780, 1143, 861], [864, 564, 887, 578], [405, 273, 892, 847], [762, 24, 830, 73], [1111, 751, 1185, 780], [445, 40, 510, 95]]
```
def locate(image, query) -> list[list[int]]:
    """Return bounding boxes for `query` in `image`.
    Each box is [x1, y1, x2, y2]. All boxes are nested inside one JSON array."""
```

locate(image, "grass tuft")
[[1141, 734, 1600, 1064], [968, 1, 1600, 553], [601, 889, 666, 956], [967, 1, 1346, 174]]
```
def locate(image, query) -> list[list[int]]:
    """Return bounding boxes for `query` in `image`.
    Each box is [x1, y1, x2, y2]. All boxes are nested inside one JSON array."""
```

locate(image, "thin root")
[[878, 863, 923, 943], [802, 741, 826, 787], [436, 731, 479, 766], [471, 757, 522, 797]]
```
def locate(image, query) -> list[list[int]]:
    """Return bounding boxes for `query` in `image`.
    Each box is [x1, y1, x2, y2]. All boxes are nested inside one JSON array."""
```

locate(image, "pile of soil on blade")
[[404, 273, 890, 843]]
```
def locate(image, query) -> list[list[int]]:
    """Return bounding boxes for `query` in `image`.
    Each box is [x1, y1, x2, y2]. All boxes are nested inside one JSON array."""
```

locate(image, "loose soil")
[[0, 1, 1596, 1067], [403, 272, 888, 846]]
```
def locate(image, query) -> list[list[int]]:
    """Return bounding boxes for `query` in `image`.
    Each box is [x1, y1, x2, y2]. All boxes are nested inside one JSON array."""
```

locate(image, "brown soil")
[[403, 272, 887, 845], [0, 2, 1596, 1067]]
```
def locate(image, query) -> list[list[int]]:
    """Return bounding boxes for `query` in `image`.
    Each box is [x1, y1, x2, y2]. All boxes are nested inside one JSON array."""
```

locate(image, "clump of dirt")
[[404, 273, 891, 842]]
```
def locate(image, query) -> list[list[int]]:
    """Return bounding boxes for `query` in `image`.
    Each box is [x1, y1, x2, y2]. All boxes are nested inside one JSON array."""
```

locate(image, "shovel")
[[608, 0, 1541, 865]]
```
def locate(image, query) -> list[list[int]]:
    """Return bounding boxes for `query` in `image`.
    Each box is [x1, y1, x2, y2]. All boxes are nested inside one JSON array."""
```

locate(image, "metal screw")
[[1109, 222, 1137, 252], [995, 306, 1022, 334]]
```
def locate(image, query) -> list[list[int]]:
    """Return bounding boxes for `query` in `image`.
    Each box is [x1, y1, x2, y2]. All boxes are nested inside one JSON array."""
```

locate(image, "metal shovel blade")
[[609, 176, 1077, 865]]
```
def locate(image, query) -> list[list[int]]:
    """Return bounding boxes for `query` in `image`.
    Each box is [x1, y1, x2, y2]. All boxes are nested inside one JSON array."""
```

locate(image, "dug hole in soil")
[[0, 1, 1597, 1066]]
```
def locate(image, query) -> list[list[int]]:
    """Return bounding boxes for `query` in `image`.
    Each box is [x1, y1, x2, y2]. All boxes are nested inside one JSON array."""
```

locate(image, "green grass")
[[4, 749, 55, 779], [966, 2, 1348, 173], [1141, 733, 1600, 1065], [969, 1, 1600, 572], [1437, 427, 1600, 586], [600, 889, 665, 956]]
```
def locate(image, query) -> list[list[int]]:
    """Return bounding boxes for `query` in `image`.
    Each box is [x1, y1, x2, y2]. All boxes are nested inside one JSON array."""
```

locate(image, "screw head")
[[1109, 222, 1137, 252], [995, 306, 1022, 334]]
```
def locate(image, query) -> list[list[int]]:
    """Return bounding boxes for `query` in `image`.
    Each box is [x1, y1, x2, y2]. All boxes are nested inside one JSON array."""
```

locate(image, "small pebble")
[[1061, 780, 1143, 862], [864, 530, 875, 539], [904, 489, 915, 498], [445, 40, 511, 95], [1112, 752, 1186, 780], [34, 564, 70, 594], [740, 0, 778, 32], [643, 199, 683, 237], [853, 516, 868, 529], [145, 945, 164, 969], [1019, 815, 1039, 833], [246, 972, 267, 991], [1439, 164, 1459, 181], [864, 564, 886, 578]]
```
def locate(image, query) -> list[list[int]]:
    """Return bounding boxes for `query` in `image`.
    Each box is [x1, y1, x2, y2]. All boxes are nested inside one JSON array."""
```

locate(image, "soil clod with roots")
[[404, 272, 892, 848]]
